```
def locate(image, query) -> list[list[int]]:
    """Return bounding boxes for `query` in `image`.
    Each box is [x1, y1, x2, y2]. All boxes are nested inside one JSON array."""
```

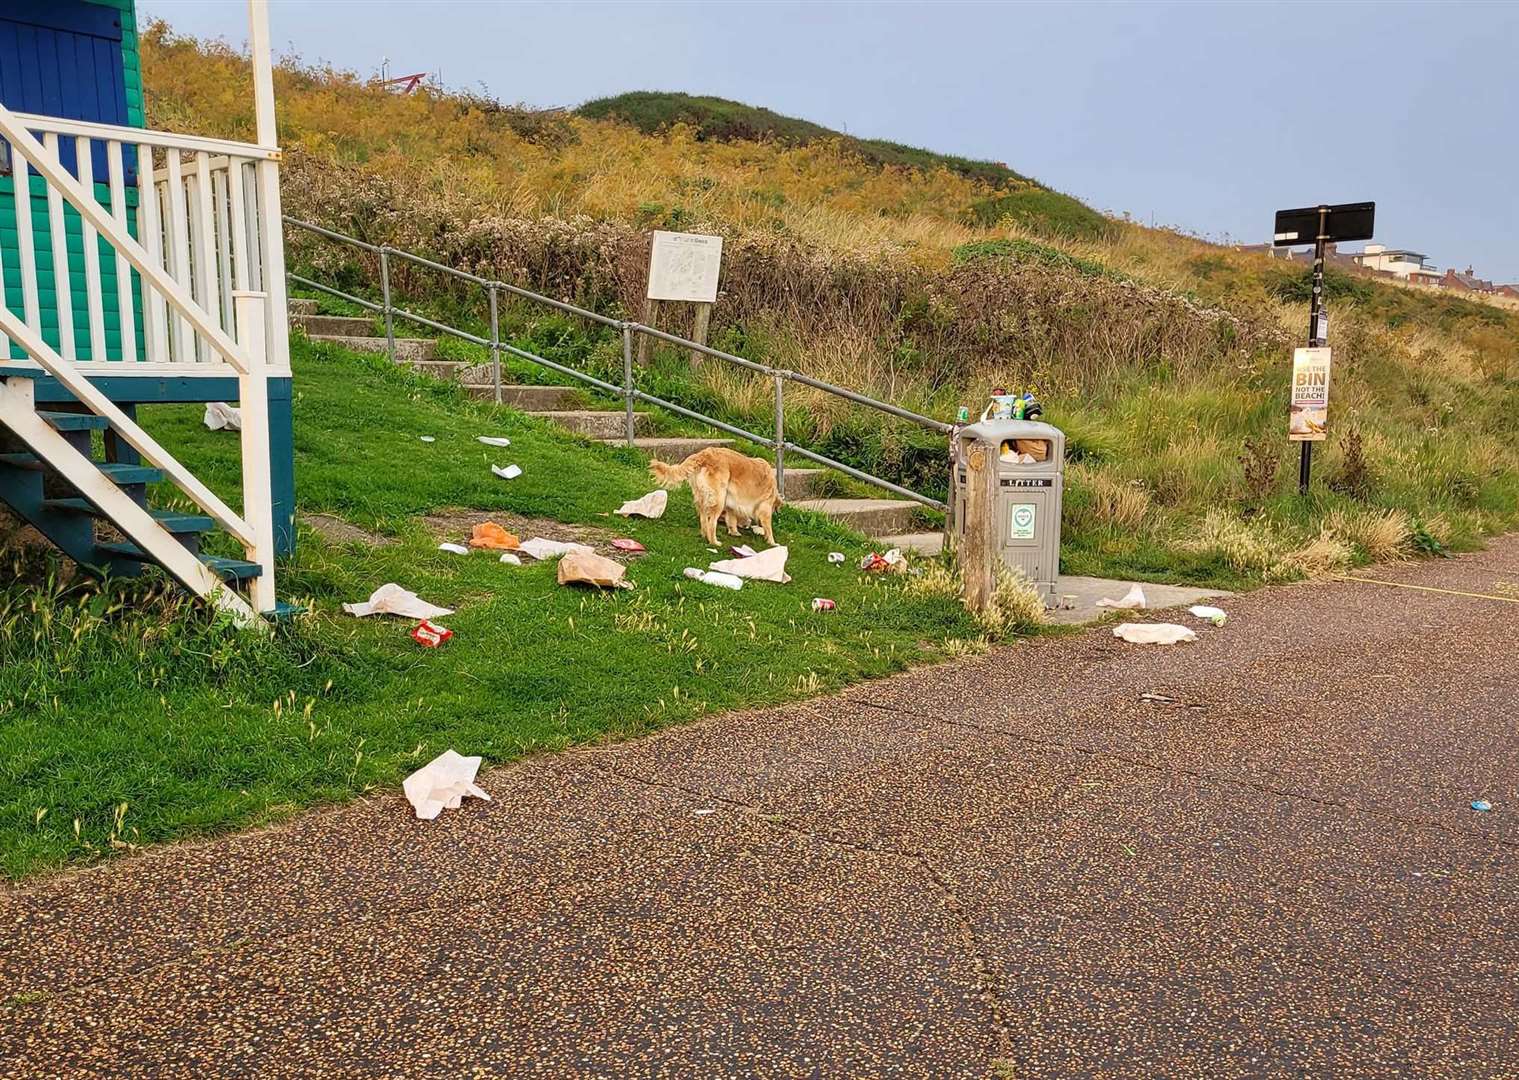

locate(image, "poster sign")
[[1289, 346, 1332, 442], [647, 230, 723, 303], [1009, 503, 1037, 540]]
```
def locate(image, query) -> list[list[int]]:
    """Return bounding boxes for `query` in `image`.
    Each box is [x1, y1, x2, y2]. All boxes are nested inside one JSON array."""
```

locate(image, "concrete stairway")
[[290, 300, 942, 552]]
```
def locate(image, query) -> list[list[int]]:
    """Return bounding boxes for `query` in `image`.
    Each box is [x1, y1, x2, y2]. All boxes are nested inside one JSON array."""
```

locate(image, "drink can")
[[811, 598, 836, 612], [411, 619, 453, 647], [956, 405, 970, 423]]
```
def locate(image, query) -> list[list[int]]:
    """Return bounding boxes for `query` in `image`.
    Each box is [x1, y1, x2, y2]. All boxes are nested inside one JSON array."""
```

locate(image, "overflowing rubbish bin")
[[950, 419, 1065, 605]]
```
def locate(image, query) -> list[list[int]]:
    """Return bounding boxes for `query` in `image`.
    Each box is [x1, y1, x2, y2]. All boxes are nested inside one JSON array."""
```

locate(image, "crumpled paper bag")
[[1096, 584, 1147, 609], [616, 490, 668, 519], [709, 545, 791, 583], [519, 537, 594, 561], [1112, 622, 1197, 645], [342, 582, 454, 620], [203, 402, 242, 431], [403, 749, 491, 820], [469, 522, 521, 550], [558, 550, 633, 589]]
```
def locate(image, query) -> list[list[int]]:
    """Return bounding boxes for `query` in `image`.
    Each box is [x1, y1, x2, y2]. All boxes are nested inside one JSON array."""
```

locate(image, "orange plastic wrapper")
[[468, 522, 521, 550]]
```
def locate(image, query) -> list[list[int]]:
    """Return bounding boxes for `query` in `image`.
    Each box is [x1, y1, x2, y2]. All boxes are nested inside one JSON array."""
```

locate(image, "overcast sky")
[[146, 0, 1519, 282]]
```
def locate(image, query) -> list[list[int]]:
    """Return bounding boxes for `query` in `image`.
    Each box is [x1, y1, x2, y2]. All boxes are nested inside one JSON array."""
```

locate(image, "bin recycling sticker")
[[1009, 503, 1037, 540]]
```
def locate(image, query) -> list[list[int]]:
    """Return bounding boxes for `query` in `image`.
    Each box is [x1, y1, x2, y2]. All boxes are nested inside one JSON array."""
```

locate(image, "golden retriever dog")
[[650, 447, 780, 546]]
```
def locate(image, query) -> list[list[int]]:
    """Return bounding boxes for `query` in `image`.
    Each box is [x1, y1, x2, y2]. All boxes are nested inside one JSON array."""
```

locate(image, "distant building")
[[1441, 266, 1496, 293], [1351, 245, 1441, 286], [1496, 284, 1519, 300]]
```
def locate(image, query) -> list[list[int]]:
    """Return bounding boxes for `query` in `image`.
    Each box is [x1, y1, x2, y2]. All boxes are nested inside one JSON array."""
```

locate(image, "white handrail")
[[0, 304, 255, 547], [6, 110, 280, 160], [0, 103, 255, 375]]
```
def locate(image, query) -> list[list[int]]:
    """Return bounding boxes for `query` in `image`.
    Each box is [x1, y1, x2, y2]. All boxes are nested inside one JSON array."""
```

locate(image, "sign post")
[[1272, 201, 1374, 494], [641, 230, 723, 367]]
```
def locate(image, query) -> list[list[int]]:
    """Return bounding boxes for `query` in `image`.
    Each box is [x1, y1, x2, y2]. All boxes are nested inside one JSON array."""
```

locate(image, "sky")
[[145, 0, 1519, 282]]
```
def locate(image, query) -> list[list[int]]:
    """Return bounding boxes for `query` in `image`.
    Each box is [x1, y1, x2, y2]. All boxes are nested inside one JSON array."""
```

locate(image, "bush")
[[963, 189, 1115, 241]]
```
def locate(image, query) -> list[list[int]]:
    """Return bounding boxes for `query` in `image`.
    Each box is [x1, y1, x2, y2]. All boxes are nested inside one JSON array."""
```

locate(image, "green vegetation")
[[578, 91, 1044, 191], [964, 189, 1114, 241], [0, 337, 982, 879]]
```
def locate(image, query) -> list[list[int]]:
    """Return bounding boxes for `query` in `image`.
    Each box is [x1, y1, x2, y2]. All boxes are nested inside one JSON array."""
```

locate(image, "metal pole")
[[773, 374, 785, 496], [488, 284, 502, 405], [379, 247, 395, 366], [622, 323, 636, 447], [1300, 206, 1328, 496]]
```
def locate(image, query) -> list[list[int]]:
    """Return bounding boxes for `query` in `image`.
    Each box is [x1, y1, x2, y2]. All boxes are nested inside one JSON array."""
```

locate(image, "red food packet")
[[411, 619, 453, 647], [610, 538, 646, 553]]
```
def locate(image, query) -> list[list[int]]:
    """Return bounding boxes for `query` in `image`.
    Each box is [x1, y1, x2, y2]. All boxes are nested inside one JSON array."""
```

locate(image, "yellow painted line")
[[1340, 575, 1519, 604]]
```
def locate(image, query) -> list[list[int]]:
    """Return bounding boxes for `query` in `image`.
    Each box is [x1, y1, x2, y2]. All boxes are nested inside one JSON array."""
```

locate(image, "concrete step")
[[535, 410, 651, 439], [462, 383, 583, 409], [288, 298, 318, 316], [409, 359, 469, 379], [292, 313, 374, 336], [780, 468, 829, 501], [880, 531, 945, 556], [790, 497, 920, 537], [308, 334, 436, 361], [600, 437, 733, 463]]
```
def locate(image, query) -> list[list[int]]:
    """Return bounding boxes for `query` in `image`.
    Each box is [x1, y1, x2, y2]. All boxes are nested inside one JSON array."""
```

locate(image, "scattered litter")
[[342, 582, 453, 620], [707, 547, 719, 554], [411, 618, 454, 648], [750, 525, 764, 535], [1472, 800, 1493, 813], [1096, 584, 1147, 610], [692, 808, 715, 817], [729, 544, 758, 559], [403, 749, 489, 820], [1113, 622, 1197, 645], [711, 545, 791, 583], [1140, 693, 1176, 703], [519, 537, 593, 561], [610, 538, 647, 553], [491, 464, 523, 480], [558, 550, 633, 589], [812, 597, 836, 612], [438, 543, 470, 556], [477, 436, 511, 447], [1189, 604, 1228, 625], [419, 435, 436, 444], [499, 552, 522, 566], [684, 567, 743, 590], [468, 522, 520, 550], [616, 490, 668, 519], [860, 548, 907, 575], [1059, 594, 1079, 610], [202, 402, 241, 431], [827, 552, 845, 564]]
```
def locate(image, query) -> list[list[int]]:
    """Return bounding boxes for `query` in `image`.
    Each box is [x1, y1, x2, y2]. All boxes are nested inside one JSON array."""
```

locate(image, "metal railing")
[[284, 217, 950, 511]]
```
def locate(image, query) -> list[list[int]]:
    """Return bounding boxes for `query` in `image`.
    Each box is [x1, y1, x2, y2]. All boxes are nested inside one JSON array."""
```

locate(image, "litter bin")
[[949, 419, 1065, 604]]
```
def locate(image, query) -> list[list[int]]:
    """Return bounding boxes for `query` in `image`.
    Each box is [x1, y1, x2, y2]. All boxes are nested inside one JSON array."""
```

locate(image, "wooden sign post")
[[961, 443, 994, 613], [639, 230, 723, 367]]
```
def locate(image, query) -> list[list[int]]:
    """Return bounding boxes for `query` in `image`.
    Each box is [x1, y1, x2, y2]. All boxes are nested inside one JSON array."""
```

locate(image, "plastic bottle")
[[683, 567, 743, 590]]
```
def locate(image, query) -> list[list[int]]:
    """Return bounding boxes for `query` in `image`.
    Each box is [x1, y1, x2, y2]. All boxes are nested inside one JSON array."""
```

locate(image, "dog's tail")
[[649, 458, 691, 490]]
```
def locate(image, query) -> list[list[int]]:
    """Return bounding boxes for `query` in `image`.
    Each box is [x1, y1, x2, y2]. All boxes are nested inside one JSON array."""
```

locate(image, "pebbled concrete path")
[[2, 538, 1517, 1078]]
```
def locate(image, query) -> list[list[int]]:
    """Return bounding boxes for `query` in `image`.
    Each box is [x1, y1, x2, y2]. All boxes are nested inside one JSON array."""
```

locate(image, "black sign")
[[1273, 202, 1375, 247], [1001, 477, 1053, 489]]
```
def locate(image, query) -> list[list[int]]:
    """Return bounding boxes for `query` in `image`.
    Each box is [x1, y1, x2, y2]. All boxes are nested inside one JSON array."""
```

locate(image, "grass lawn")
[[0, 338, 981, 879]]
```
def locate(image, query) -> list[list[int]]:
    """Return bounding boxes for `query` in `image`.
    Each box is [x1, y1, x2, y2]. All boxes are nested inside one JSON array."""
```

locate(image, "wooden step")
[[0, 453, 162, 488], [879, 531, 945, 556], [463, 383, 582, 409], [790, 497, 920, 536], [94, 541, 262, 581], [291, 314, 375, 336], [535, 410, 650, 439], [598, 437, 734, 463], [307, 334, 436, 361], [43, 497, 213, 535], [38, 411, 109, 432]]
